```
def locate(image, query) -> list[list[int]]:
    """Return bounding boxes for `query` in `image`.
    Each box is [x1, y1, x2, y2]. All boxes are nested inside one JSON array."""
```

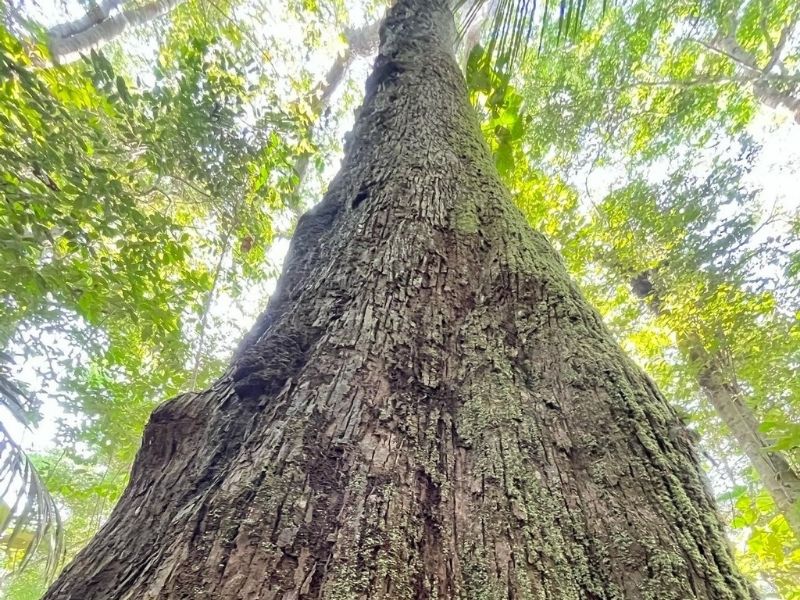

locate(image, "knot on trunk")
[[231, 330, 314, 401]]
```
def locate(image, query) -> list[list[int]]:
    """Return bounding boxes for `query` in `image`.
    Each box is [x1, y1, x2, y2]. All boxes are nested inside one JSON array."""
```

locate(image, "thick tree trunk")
[[45, 1, 754, 598]]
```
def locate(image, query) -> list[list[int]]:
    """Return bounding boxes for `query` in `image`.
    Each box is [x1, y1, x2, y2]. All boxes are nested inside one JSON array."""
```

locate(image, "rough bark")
[[48, 0, 184, 64], [45, 1, 754, 598], [631, 274, 800, 536]]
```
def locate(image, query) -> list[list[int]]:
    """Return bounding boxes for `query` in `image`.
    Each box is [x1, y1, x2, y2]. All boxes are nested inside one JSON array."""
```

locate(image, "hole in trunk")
[[352, 188, 369, 209]]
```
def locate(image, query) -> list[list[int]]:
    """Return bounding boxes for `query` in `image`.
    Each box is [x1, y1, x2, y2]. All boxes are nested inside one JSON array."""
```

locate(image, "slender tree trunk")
[[292, 20, 381, 191], [45, 1, 755, 598], [48, 0, 184, 64], [47, 0, 126, 40], [712, 33, 800, 123], [630, 274, 800, 536], [752, 79, 800, 124], [690, 345, 800, 533]]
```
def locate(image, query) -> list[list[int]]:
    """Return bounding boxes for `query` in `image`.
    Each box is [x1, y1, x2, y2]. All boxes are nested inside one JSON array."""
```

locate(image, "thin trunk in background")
[[292, 19, 381, 191], [708, 7, 800, 122], [47, 0, 184, 64], [631, 273, 800, 536], [47, 0, 125, 39]]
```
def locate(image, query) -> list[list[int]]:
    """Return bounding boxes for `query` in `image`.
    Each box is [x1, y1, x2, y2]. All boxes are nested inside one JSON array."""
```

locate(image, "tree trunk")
[[690, 345, 800, 533], [48, 0, 184, 64], [46, 0, 126, 40], [630, 274, 800, 536], [712, 33, 800, 123], [292, 20, 381, 191], [44, 1, 755, 598], [752, 79, 800, 124]]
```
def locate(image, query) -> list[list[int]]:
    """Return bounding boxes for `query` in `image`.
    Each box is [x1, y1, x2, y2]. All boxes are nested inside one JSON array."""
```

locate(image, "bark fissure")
[[45, 1, 754, 598]]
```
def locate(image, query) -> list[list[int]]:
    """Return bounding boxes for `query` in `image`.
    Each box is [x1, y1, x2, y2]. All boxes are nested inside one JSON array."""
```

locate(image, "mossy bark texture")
[[44, 1, 756, 598]]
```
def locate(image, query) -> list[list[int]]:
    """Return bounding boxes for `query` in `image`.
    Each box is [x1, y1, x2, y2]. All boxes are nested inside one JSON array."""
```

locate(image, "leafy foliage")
[[482, 0, 800, 593]]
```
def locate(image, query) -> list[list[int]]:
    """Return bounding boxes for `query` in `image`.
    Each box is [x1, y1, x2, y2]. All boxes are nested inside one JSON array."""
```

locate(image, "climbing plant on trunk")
[[44, 1, 755, 597]]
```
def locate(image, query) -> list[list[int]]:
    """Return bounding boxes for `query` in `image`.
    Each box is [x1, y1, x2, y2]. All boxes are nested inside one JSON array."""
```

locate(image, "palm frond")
[[0, 360, 64, 581], [454, 0, 600, 74], [0, 352, 32, 425]]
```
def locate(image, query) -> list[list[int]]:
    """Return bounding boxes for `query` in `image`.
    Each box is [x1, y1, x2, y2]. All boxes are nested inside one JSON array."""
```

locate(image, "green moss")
[[453, 200, 480, 234], [459, 547, 503, 600]]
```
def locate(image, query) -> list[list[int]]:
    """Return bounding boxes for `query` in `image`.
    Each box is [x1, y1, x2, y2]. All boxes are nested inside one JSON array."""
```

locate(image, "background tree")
[[0, 0, 347, 585]]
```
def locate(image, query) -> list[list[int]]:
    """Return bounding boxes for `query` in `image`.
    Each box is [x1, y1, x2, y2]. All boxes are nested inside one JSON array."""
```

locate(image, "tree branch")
[[616, 72, 800, 91], [47, 0, 125, 40], [49, 0, 184, 64], [763, 17, 798, 73], [691, 36, 762, 74]]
